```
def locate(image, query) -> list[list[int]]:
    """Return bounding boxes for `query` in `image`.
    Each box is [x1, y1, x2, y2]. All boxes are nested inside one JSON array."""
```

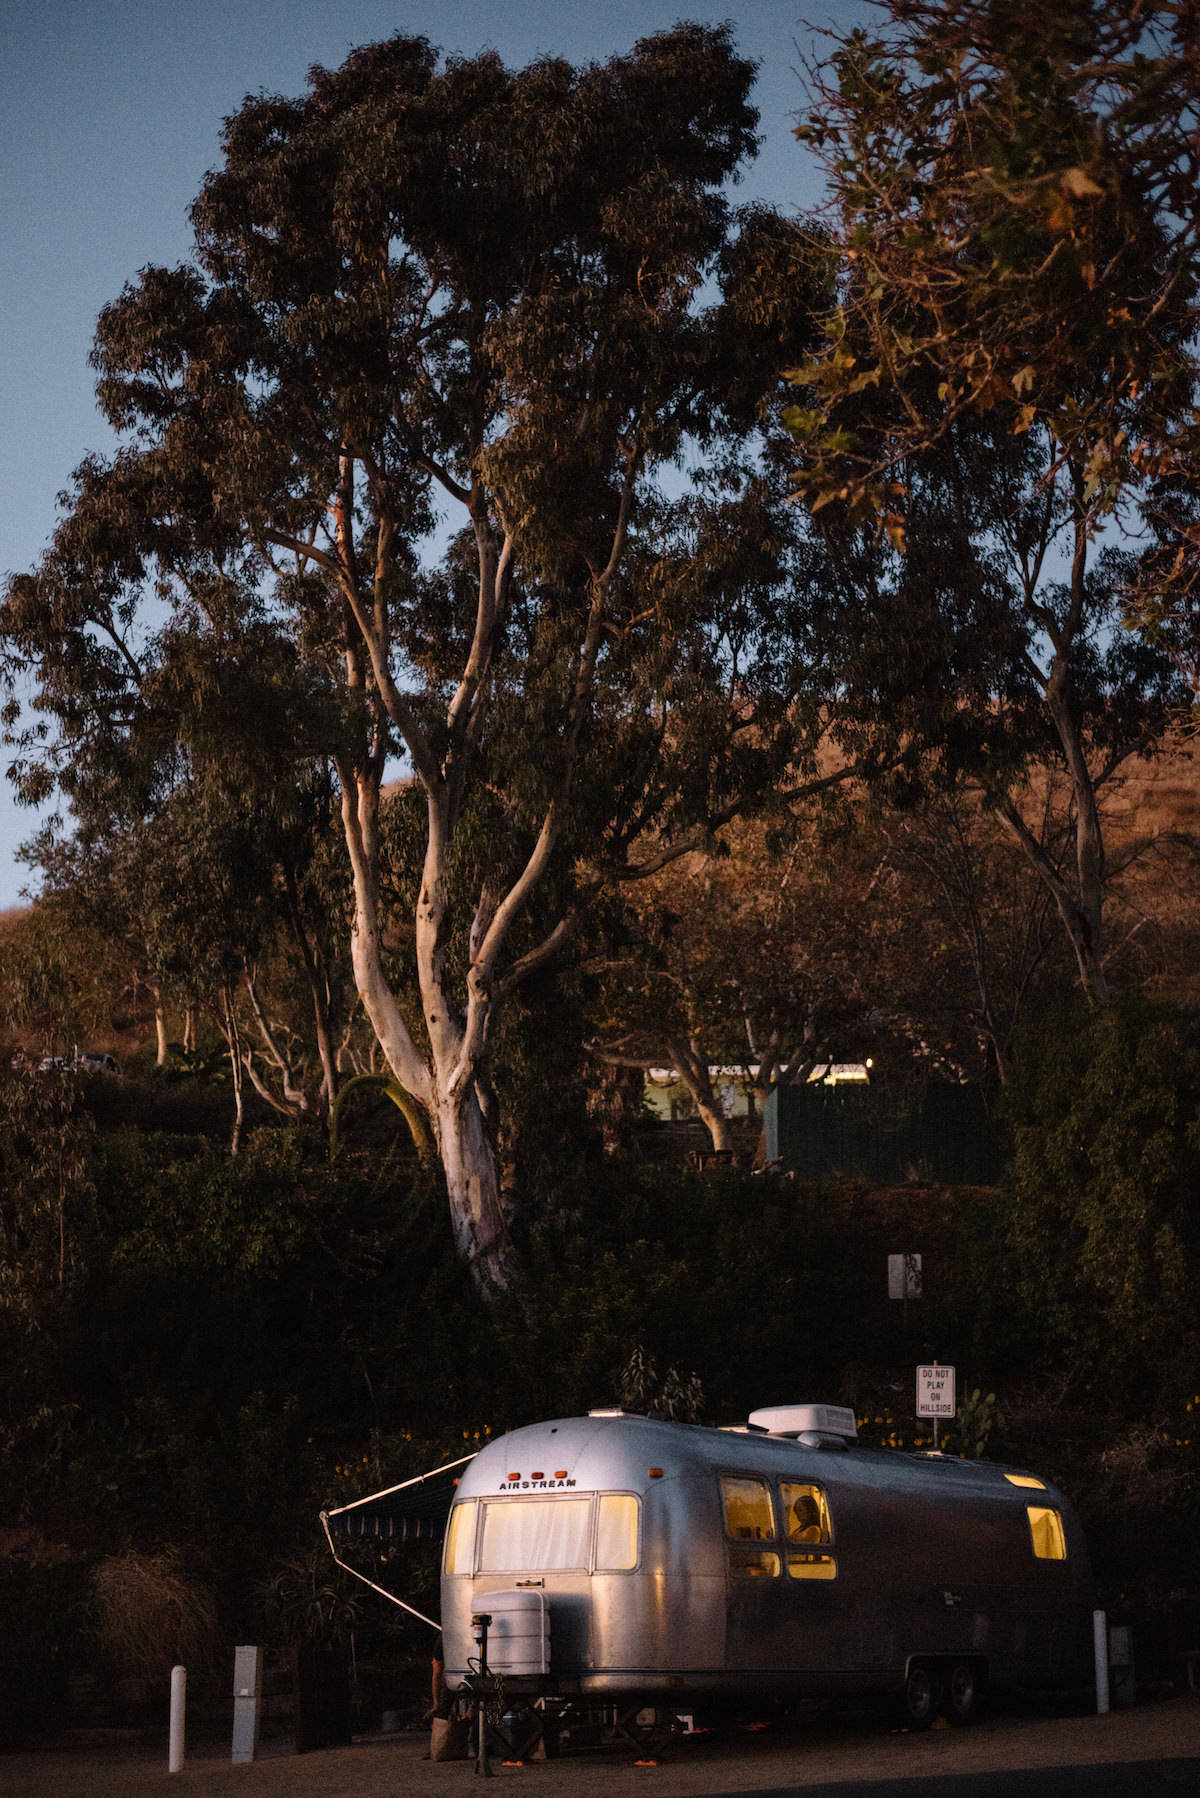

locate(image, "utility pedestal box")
[[232, 1645, 263, 1764], [1109, 1625, 1136, 1708]]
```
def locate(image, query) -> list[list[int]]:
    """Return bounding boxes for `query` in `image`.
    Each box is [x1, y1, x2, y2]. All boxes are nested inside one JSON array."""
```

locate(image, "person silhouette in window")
[[792, 1494, 823, 1542]]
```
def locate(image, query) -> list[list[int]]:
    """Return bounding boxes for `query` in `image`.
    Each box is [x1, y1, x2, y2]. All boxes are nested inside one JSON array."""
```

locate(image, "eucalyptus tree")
[[787, 0, 1197, 1002], [2, 516, 353, 1124], [4, 28, 824, 1288]]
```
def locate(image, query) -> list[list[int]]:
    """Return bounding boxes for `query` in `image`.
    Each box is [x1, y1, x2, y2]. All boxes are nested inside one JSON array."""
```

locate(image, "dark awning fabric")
[[324, 1470, 465, 1541]]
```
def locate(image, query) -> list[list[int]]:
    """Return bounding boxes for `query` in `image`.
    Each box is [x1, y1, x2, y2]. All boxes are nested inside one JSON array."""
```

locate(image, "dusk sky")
[[1, 0, 865, 909]]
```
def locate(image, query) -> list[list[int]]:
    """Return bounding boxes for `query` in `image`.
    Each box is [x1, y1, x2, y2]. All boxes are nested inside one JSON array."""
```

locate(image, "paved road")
[[719, 1760, 1198, 1796], [3, 1694, 1196, 1797]]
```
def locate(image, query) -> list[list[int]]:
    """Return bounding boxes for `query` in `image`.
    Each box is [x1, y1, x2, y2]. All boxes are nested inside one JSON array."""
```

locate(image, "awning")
[[324, 1468, 466, 1541], [320, 1453, 477, 1631]]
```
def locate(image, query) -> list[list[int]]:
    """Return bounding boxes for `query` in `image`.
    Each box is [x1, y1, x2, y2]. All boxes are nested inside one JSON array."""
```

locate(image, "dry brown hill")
[[1102, 732, 1199, 841]]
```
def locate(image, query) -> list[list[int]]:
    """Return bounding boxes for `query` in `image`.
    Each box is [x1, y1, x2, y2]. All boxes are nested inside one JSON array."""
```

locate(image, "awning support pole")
[[320, 1510, 442, 1630], [319, 1450, 479, 1632]]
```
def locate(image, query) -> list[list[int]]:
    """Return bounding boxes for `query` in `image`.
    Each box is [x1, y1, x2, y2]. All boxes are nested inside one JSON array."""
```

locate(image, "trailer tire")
[[899, 1662, 940, 1730], [944, 1661, 978, 1725], [617, 1705, 683, 1754]]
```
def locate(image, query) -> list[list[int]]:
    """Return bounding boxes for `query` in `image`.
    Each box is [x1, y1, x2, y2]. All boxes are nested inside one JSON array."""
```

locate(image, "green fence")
[[764, 1083, 1004, 1186]]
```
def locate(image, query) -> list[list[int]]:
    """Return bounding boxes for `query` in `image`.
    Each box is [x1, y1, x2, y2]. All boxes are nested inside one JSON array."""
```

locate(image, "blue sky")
[[0, 0, 865, 909]]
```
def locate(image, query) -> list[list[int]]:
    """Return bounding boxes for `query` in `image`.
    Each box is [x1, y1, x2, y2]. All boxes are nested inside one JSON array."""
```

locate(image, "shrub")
[[88, 1550, 219, 1682], [980, 998, 1200, 1409]]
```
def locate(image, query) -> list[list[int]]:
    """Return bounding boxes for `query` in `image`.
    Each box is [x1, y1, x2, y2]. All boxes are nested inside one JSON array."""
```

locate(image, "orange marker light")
[[555, 1471, 568, 1480], [507, 1472, 520, 1481], [531, 1471, 544, 1480], [649, 1467, 664, 1479]]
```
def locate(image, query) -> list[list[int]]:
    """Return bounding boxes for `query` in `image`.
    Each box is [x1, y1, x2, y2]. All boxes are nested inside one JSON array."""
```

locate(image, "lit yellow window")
[[443, 1500, 477, 1575], [479, 1497, 592, 1571], [729, 1547, 780, 1578], [788, 1553, 837, 1580], [1005, 1474, 1046, 1490], [595, 1494, 639, 1570], [781, 1482, 832, 1544], [1027, 1506, 1067, 1560], [721, 1477, 775, 1541]]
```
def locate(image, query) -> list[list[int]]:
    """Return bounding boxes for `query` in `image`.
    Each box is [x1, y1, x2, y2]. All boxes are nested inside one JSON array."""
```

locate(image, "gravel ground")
[[2, 1694, 1197, 1798]]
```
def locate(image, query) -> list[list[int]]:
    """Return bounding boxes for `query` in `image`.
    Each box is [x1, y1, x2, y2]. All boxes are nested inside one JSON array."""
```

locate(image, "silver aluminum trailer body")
[[441, 1412, 1094, 1711]]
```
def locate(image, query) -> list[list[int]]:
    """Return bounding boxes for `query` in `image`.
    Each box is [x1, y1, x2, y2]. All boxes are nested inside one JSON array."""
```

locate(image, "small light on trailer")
[[555, 1471, 568, 1480], [508, 1472, 520, 1481], [649, 1467, 664, 1479], [531, 1471, 544, 1480]]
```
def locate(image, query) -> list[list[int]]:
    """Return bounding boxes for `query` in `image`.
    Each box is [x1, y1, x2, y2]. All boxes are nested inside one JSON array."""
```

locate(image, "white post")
[[1093, 1609, 1110, 1715], [168, 1664, 187, 1772]]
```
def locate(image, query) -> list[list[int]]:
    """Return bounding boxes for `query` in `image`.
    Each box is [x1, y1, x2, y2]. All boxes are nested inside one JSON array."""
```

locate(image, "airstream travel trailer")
[[324, 1403, 1095, 1729], [439, 1406, 1094, 1725]]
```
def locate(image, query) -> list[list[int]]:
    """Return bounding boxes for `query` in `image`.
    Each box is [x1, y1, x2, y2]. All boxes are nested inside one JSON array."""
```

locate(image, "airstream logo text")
[[498, 1478, 576, 1490]]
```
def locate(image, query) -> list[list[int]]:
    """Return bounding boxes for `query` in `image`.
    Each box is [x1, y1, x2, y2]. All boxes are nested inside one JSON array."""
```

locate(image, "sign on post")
[[916, 1363, 956, 1449], [888, 1253, 922, 1330], [887, 1253, 922, 1300], [916, 1363, 955, 1416]]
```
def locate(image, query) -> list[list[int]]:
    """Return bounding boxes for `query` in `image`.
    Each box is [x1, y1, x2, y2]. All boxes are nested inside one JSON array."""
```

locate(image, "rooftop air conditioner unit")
[[748, 1404, 858, 1442]]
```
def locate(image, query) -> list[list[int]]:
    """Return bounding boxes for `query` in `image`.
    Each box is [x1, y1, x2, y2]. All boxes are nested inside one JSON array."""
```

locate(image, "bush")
[[88, 1550, 219, 1684], [985, 998, 1200, 1410], [0, 1555, 89, 1747]]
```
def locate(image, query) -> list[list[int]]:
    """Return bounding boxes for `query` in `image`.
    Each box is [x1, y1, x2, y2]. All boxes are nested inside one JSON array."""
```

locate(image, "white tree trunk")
[[342, 770, 513, 1288], [696, 1096, 733, 1155], [436, 1088, 509, 1291], [668, 1035, 732, 1154], [221, 988, 245, 1157], [325, 450, 632, 1293]]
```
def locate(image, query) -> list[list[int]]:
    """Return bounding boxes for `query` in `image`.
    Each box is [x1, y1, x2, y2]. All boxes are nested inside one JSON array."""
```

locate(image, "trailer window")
[[729, 1548, 780, 1578], [595, 1495, 639, 1570], [781, 1482, 832, 1544], [788, 1553, 837, 1580], [444, 1501, 477, 1576], [721, 1477, 775, 1540], [1027, 1506, 1067, 1561], [480, 1497, 592, 1571]]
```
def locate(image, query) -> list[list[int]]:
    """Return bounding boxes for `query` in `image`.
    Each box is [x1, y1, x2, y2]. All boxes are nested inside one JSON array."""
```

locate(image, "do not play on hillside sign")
[[916, 1363, 956, 1419]]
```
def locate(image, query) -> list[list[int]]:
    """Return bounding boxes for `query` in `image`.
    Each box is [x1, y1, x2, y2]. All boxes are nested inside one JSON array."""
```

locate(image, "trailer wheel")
[[616, 1705, 684, 1754], [944, 1661, 978, 1725], [899, 1662, 939, 1730], [494, 1701, 544, 1759]]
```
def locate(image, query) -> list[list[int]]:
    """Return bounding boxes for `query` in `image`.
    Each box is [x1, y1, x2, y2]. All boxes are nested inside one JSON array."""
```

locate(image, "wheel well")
[[904, 1654, 989, 1682]]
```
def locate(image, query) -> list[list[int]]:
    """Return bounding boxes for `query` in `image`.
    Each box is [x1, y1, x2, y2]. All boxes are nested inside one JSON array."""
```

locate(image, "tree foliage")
[[982, 997, 1200, 1407], [787, 0, 1196, 1001], [2, 26, 826, 1286]]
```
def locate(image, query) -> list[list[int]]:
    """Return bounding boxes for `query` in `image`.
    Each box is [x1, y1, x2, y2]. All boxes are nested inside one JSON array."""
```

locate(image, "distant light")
[[807, 1062, 871, 1085]]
